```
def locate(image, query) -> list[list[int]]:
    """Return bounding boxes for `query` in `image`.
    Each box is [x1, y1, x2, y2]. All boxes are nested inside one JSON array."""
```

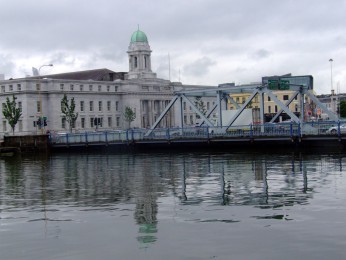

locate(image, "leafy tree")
[[124, 106, 136, 128], [61, 94, 78, 133], [194, 96, 207, 119], [2, 95, 22, 134], [340, 100, 346, 118]]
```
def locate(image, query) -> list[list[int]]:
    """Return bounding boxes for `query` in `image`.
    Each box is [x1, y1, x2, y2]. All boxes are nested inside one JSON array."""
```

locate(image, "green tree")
[[61, 94, 78, 133], [340, 101, 346, 118], [2, 95, 22, 134], [194, 96, 207, 119], [124, 106, 136, 129]]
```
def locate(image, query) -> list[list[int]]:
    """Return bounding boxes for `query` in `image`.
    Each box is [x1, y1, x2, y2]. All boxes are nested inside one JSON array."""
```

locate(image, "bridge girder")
[[145, 83, 338, 136]]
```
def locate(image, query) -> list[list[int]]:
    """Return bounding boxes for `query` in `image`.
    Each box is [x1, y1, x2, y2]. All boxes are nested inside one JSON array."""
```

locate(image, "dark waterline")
[[1, 151, 346, 260]]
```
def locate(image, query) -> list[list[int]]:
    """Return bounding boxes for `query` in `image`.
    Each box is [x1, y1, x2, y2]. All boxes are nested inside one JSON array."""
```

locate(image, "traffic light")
[[37, 118, 42, 128]]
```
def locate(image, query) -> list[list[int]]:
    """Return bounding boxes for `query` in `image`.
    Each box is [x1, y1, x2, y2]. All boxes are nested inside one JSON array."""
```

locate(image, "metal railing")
[[49, 120, 346, 146]]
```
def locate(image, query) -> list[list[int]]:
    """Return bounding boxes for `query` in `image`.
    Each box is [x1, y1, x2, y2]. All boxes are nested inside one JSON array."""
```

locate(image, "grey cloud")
[[183, 57, 216, 77], [0, 0, 345, 92], [250, 49, 271, 60], [0, 54, 16, 78]]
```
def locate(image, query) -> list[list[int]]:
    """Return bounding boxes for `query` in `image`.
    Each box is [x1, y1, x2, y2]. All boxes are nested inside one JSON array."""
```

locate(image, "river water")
[[1, 151, 346, 260]]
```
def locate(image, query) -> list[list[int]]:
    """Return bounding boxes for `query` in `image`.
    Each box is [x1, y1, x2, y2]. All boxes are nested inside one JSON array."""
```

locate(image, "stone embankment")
[[0, 135, 49, 155]]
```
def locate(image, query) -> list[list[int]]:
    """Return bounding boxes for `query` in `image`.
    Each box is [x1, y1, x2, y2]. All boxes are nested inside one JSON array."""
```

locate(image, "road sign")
[[279, 80, 290, 90], [268, 80, 279, 90], [268, 79, 290, 90]]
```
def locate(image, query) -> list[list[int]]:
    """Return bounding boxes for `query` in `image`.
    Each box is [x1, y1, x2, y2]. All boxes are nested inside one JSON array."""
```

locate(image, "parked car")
[[326, 124, 346, 135]]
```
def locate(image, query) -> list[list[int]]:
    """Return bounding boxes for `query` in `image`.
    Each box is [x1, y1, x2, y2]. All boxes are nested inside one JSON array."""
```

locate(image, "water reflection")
[[0, 151, 345, 247]]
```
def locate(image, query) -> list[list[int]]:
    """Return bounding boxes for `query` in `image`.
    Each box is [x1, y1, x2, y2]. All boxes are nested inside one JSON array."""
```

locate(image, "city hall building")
[[0, 29, 216, 135]]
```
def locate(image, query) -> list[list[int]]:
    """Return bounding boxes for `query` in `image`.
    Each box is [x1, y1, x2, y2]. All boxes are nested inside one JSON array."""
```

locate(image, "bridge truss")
[[146, 80, 337, 136]]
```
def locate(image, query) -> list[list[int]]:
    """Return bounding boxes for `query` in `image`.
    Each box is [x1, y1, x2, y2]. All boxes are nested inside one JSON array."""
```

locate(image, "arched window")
[[134, 57, 138, 68]]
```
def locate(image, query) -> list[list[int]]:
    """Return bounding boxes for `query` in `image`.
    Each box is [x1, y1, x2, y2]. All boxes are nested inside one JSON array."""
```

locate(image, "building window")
[[98, 101, 102, 111], [18, 102, 22, 112], [90, 101, 94, 111], [275, 105, 278, 113], [268, 96, 271, 101], [134, 56, 138, 68], [62, 118, 66, 129], [80, 101, 84, 112], [190, 115, 193, 124], [70, 84, 74, 91], [268, 106, 271, 113], [36, 84, 40, 91], [81, 118, 85, 128], [108, 117, 112, 127], [60, 84, 64, 90], [107, 86, 110, 92], [295, 104, 298, 112], [115, 86, 118, 92], [90, 118, 94, 128], [89, 85, 93, 91], [98, 85, 102, 92], [183, 102, 186, 111], [283, 95, 289, 101], [115, 101, 119, 111], [17, 84, 21, 91], [18, 120, 23, 131], [37, 101, 41, 113], [1, 86, 5, 93], [9, 85, 13, 91], [80, 85, 84, 91], [107, 101, 111, 111], [184, 115, 187, 124], [116, 117, 120, 127]]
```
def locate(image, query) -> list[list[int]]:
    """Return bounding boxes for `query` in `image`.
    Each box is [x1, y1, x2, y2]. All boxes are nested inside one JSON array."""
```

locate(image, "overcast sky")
[[0, 0, 345, 94]]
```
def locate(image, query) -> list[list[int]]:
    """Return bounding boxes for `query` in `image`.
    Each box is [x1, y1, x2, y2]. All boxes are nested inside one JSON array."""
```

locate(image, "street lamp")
[[37, 64, 53, 133], [329, 58, 333, 94], [329, 58, 339, 117]]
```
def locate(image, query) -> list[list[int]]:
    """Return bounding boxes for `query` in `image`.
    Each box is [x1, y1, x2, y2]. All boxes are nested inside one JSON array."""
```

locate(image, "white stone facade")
[[0, 30, 216, 135]]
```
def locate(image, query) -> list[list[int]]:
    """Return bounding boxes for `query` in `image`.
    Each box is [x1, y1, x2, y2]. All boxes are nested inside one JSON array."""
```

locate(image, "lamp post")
[[329, 58, 339, 117], [329, 59, 333, 94], [37, 64, 53, 134]]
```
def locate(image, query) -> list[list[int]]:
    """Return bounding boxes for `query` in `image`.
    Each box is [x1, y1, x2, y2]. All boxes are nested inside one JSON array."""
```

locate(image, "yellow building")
[[228, 90, 303, 121]]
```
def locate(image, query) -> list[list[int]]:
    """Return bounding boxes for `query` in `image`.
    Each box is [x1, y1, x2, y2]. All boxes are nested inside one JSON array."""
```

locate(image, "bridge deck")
[[49, 122, 346, 152]]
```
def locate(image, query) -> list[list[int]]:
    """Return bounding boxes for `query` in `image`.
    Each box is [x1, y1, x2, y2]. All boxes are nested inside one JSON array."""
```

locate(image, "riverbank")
[[1, 135, 49, 154]]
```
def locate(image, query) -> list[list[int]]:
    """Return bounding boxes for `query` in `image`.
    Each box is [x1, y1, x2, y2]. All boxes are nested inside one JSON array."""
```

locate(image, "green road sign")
[[268, 80, 279, 90], [268, 79, 290, 90], [279, 80, 290, 90]]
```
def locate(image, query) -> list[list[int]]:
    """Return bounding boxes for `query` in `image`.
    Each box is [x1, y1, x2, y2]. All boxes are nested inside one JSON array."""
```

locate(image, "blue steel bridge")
[[50, 75, 345, 151]]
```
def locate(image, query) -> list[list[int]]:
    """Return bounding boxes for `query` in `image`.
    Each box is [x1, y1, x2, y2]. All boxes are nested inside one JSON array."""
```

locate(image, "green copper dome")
[[130, 30, 148, 43]]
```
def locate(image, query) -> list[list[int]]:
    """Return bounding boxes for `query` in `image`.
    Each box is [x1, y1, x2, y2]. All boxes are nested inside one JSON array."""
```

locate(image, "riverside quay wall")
[[2, 135, 49, 153]]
